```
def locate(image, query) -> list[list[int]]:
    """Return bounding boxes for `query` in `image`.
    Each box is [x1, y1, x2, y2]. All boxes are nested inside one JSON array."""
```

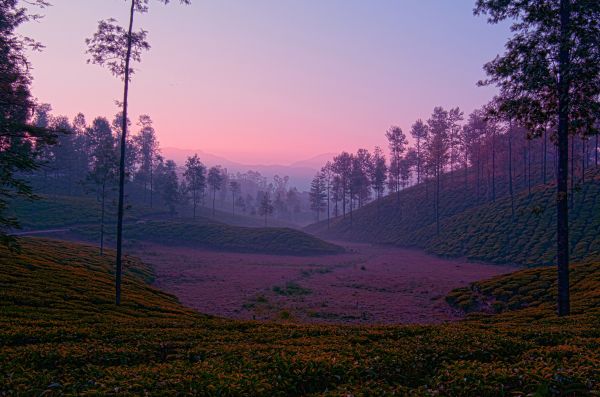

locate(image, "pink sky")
[[21, 1, 509, 165]]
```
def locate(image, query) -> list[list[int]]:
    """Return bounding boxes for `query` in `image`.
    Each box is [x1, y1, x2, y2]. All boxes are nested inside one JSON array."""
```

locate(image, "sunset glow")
[[22, 0, 509, 164]]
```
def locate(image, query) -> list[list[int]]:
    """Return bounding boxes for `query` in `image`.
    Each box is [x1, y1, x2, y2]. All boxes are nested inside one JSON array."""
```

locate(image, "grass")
[[273, 281, 312, 296], [74, 220, 344, 256], [1, 238, 599, 395], [8, 194, 167, 230], [307, 168, 600, 267], [11, 194, 343, 256]]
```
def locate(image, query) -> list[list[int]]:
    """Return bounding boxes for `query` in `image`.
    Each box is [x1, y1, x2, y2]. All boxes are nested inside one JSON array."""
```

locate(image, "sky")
[[20, 0, 511, 165]]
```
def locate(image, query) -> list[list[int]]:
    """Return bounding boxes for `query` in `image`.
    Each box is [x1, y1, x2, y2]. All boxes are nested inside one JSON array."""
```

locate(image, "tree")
[[475, 0, 600, 316], [425, 106, 450, 236], [331, 152, 352, 217], [447, 107, 464, 179], [385, 126, 408, 204], [321, 162, 333, 228], [85, 117, 118, 255], [86, 0, 190, 305], [133, 115, 159, 206], [258, 191, 274, 226], [309, 172, 327, 221], [183, 154, 206, 219], [155, 159, 179, 216], [410, 120, 428, 184], [353, 148, 373, 208], [370, 146, 387, 215], [0, 0, 57, 246], [229, 180, 240, 216], [207, 166, 223, 216]]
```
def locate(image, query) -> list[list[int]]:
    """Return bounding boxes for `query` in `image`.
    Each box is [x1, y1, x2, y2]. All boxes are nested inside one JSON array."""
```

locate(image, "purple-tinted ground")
[[129, 241, 515, 325]]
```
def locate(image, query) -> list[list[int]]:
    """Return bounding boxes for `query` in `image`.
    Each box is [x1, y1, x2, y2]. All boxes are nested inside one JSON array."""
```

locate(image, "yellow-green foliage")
[[1, 238, 599, 395], [307, 170, 600, 267], [447, 254, 600, 314]]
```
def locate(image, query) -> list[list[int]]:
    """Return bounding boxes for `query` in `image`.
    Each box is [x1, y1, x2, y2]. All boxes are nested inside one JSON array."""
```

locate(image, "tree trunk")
[[492, 131, 496, 201], [556, 0, 570, 317], [115, 0, 136, 306], [212, 188, 216, 216], [100, 181, 106, 256], [435, 163, 440, 236], [508, 120, 514, 221], [595, 134, 598, 167], [543, 127, 548, 184], [528, 138, 532, 197], [193, 187, 197, 220], [570, 135, 574, 209], [150, 159, 153, 208], [582, 138, 585, 184]]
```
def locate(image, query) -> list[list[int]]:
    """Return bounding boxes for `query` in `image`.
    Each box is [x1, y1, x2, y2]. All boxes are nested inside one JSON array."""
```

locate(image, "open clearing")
[[129, 241, 515, 325]]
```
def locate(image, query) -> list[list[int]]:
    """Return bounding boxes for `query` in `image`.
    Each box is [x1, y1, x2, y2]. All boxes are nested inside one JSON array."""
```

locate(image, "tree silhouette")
[[0, 0, 58, 247], [207, 166, 223, 216], [85, 0, 190, 305], [183, 154, 206, 220], [475, 0, 600, 316]]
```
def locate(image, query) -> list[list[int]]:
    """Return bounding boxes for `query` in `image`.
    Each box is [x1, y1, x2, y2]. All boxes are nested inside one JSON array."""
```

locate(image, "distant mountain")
[[161, 148, 332, 191]]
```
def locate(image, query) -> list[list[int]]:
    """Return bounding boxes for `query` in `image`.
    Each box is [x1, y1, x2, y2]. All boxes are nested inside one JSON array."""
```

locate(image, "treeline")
[[25, 105, 314, 227], [310, 104, 600, 231]]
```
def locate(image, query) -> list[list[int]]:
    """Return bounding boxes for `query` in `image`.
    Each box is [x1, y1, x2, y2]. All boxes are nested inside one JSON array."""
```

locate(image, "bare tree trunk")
[[115, 0, 136, 306], [556, 0, 570, 316], [150, 159, 153, 208], [570, 135, 574, 209], [595, 134, 598, 167], [582, 138, 586, 184], [528, 138, 532, 196], [100, 181, 106, 256], [508, 120, 514, 221], [492, 131, 496, 201], [435, 163, 440, 236], [326, 181, 330, 229], [212, 188, 216, 216], [543, 127, 548, 184]]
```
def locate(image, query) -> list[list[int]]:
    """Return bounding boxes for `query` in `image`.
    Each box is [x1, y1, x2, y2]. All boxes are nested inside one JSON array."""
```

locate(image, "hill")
[[306, 169, 600, 266], [76, 220, 344, 256], [1, 238, 599, 395], [9, 195, 342, 256]]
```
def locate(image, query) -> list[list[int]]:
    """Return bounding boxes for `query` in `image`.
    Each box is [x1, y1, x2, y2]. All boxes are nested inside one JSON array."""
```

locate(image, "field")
[[129, 241, 514, 324], [1, 238, 599, 395]]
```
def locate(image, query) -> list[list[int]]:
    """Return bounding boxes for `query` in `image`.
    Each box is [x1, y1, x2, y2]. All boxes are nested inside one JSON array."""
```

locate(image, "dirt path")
[[129, 241, 516, 325]]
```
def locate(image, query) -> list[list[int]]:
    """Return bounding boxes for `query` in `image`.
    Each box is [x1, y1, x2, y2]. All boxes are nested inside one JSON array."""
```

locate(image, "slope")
[[1, 238, 598, 395], [9, 195, 343, 256], [306, 169, 600, 266]]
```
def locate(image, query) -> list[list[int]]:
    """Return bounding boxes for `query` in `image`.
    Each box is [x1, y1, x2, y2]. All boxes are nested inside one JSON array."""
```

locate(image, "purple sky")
[[21, 0, 510, 165]]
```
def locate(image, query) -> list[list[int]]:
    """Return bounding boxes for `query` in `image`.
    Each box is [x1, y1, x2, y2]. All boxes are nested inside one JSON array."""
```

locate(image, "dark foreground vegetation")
[[1, 238, 599, 395], [307, 169, 600, 267]]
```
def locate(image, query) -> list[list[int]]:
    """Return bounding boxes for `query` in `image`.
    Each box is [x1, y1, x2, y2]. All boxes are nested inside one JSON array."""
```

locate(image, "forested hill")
[[305, 168, 600, 267]]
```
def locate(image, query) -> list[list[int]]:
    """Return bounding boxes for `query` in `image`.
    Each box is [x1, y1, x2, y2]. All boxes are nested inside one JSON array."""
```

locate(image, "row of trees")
[[29, 105, 315, 227], [310, 104, 599, 232]]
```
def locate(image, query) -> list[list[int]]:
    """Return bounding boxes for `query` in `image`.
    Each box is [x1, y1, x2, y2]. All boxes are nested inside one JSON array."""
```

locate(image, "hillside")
[[1, 238, 599, 395], [10, 195, 341, 256], [306, 169, 600, 266], [76, 220, 344, 256]]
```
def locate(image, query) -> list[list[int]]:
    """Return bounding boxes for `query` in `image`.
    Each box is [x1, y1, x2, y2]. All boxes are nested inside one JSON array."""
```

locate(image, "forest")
[[1, 0, 600, 395]]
